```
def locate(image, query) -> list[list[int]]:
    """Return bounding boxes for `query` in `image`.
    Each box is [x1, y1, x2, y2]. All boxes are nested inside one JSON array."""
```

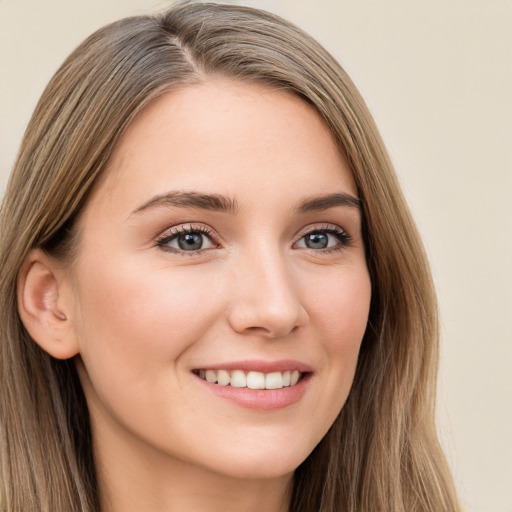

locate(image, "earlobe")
[[18, 249, 79, 359]]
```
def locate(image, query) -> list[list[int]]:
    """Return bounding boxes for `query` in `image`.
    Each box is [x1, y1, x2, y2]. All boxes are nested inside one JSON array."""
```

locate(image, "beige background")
[[1, 1, 511, 510]]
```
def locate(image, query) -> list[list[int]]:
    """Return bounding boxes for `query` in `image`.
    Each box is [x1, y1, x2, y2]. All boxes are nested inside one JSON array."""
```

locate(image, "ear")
[[18, 249, 79, 359]]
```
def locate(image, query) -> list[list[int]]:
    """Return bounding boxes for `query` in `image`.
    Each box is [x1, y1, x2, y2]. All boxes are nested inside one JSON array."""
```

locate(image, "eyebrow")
[[130, 190, 361, 217], [130, 191, 239, 216], [296, 193, 362, 213]]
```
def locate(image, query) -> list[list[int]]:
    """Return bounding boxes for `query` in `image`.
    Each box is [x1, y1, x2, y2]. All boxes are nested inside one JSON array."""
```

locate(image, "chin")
[[198, 434, 316, 481], [216, 456, 301, 481]]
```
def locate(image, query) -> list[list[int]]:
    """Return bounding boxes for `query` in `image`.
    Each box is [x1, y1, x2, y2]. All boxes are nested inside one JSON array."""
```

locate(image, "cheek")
[[290, 264, 371, 446], [308, 264, 371, 348], [72, 257, 226, 377], [71, 256, 231, 446], [306, 264, 371, 396]]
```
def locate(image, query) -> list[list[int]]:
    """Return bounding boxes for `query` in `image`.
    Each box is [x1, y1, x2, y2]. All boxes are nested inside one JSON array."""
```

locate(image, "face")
[[65, 80, 371, 481]]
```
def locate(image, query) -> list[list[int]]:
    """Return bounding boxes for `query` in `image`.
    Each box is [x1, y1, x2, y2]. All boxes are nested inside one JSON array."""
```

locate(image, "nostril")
[[233, 322, 303, 339], [246, 326, 270, 334]]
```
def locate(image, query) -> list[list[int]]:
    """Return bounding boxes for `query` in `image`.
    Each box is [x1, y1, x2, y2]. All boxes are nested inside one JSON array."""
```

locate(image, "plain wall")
[[1, 1, 511, 511]]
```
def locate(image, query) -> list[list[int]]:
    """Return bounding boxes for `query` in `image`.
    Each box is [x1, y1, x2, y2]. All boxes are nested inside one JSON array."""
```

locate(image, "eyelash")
[[155, 223, 352, 256], [295, 224, 352, 253], [156, 225, 218, 255]]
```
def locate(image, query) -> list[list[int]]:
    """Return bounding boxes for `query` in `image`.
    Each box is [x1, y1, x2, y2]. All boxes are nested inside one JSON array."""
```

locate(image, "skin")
[[57, 80, 372, 511]]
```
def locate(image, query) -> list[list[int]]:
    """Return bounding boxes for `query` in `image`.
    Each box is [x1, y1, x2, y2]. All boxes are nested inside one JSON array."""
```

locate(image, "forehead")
[[88, 79, 356, 214]]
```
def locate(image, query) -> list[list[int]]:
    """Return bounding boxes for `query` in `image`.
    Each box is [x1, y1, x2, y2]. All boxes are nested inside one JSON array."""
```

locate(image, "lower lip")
[[195, 374, 311, 410]]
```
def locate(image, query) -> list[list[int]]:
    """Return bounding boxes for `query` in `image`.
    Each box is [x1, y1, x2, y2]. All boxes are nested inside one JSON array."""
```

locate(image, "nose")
[[227, 247, 309, 338]]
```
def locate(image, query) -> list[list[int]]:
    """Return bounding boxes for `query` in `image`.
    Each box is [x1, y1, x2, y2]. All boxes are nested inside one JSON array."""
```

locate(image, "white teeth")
[[197, 369, 303, 389], [247, 371, 265, 389], [205, 370, 217, 383], [230, 370, 247, 388], [217, 369, 230, 386], [265, 372, 283, 389]]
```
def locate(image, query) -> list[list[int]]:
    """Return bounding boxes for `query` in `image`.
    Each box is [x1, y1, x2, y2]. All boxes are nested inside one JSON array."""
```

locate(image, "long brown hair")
[[0, 3, 460, 511]]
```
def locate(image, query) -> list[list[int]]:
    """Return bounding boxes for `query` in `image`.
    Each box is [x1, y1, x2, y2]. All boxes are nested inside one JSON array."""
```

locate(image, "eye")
[[156, 225, 217, 253], [294, 226, 351, 251]]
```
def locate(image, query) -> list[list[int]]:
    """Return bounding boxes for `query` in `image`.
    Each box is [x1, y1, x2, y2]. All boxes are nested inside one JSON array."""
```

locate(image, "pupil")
[[306, 232, 328, 249], [178, 233, 203, 250]]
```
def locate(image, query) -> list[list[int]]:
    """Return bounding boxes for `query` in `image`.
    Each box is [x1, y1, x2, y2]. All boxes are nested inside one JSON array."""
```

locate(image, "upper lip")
[[193, 359, 313, 373]]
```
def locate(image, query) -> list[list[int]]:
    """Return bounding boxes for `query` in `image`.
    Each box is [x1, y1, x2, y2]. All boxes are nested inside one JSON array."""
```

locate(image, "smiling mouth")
[[193, 369, 303, 390]]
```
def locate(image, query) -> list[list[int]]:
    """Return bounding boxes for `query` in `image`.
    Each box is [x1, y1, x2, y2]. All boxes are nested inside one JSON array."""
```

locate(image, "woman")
[[0, 2, 461, 511]]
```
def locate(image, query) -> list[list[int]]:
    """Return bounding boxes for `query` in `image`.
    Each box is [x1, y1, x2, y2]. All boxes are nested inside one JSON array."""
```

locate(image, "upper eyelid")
[[159, 223, 216, 237], [158, 222, 346, 237], [295, 223, 348, 237], [156, 223, 219, 246]]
